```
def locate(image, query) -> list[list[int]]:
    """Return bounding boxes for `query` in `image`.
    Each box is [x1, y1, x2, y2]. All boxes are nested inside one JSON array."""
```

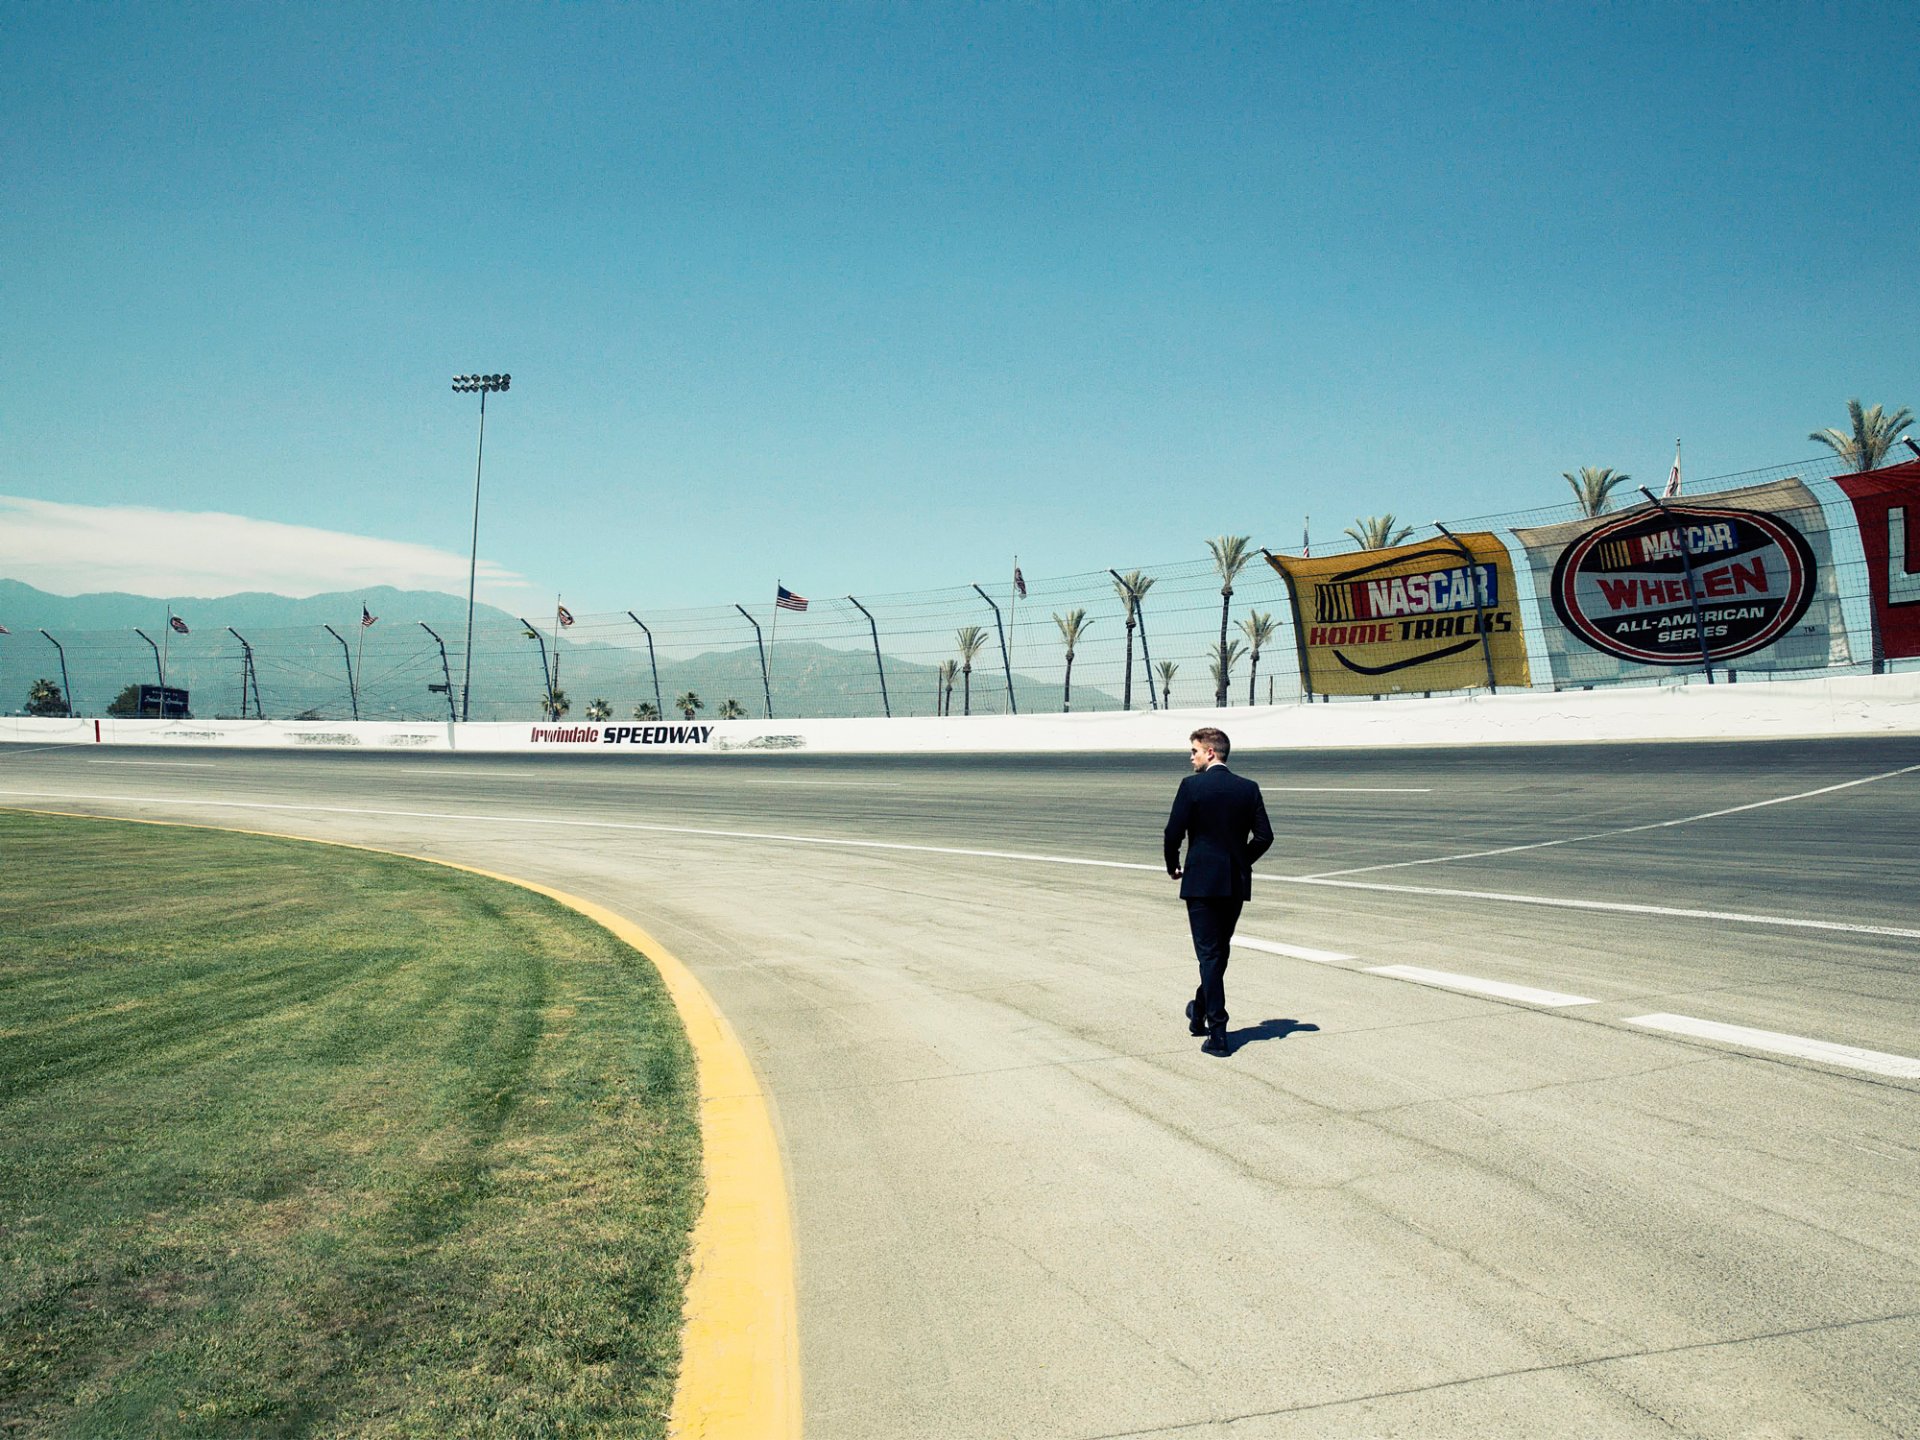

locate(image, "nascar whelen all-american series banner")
[[1509, 476, 1851, 685], [1831, 459, 1920, 663], [1265, 532, 1531, 696]]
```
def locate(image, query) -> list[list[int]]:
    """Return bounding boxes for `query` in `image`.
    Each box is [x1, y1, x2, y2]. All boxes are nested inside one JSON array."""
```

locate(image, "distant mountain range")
[[0, 579, 517, 635], [1, 580, 1121, 719]]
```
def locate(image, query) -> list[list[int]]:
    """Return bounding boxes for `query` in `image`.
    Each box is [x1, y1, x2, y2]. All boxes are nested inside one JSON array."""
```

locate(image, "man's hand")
[[1168, 867, 1182, 880]]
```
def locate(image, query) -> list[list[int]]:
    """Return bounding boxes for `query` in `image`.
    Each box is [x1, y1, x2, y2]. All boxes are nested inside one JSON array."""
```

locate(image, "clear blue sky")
[[3, 2, 1913, 614]]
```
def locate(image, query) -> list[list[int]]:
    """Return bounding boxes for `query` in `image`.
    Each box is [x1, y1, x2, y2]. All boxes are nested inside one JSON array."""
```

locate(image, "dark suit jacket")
[[1164, 763, 1274, 900]]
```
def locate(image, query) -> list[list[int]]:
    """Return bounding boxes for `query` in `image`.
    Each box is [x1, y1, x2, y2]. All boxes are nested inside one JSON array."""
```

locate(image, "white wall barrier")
[[4, 672, 1919, 755]]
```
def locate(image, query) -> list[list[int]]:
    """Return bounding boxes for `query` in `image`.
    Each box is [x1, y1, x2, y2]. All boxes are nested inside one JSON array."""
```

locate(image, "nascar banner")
[[1831, 460, 1920, 663], [1510, 476, 1851, 685], [1264, 532, 1530, 696]]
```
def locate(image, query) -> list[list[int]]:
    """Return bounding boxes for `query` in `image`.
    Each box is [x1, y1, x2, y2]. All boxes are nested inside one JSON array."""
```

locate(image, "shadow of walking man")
[[1223, 1018, 1319, 1053]]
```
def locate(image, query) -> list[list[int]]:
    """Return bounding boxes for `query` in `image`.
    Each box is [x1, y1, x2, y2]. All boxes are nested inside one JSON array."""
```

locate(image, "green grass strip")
[[0, 810, 700, 1438]]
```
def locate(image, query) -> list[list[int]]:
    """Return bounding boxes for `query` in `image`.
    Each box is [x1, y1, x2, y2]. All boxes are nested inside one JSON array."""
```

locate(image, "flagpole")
[[161, 603, 171, 712], [769, 580, 781, 712], [1007, 555, 1019, 703]]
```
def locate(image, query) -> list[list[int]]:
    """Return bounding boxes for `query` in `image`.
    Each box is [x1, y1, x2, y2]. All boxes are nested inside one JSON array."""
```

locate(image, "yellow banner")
[[1265, 533, 1531, 695]]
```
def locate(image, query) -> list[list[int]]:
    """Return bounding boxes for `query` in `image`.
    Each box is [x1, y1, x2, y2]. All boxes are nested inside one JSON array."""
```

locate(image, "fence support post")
[[1639, 488, 1714, 684], [420, 623, 457, 723], [846, 595, 891, 717], [226, 628, 258, 718], [970, 584, 1017, 714], [323, 624, 361, 719], [1432, 522, 1499, 694], [626, 612, 665, 718], [39, 630, 74, 716], [515, 617, 554, 717], [735, 605, 773, 718]]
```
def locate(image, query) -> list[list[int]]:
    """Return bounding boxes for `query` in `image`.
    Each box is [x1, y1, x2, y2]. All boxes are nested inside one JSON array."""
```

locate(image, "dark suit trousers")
[[1186, 897, 1243, 1029]]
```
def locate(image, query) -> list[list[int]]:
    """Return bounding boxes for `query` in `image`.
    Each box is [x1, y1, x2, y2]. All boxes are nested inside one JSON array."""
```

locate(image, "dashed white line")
[[1235, 936, 1355, 963], [1365, 965, 1598, 1007], [87, 759, 218, 768], [1625, 1013, 1920, 1079]]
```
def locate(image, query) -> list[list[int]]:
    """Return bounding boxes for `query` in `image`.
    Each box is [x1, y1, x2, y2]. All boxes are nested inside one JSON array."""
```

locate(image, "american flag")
[[361, 605, 378, 628], [1303, 517, 1311, 559], [1013, 564, 1026, 600], [557, 604, 575, 627], [776, 586, 809, 612], [0, 624, 10, 635], [169, 616, 190, 634], [1663, 441, 1682, 498]]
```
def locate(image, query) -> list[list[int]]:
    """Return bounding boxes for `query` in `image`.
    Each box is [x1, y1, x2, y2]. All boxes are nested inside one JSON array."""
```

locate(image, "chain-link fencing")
[[9, 454, 1915, 722]]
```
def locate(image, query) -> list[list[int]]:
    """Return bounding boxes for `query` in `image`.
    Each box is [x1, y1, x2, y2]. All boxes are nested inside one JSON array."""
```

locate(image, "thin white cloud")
[[0, 495, 532, 604]]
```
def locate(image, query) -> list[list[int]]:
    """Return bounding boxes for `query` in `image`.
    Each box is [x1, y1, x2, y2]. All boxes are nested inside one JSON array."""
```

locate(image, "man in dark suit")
[[1164, 726, 1274, 1057]]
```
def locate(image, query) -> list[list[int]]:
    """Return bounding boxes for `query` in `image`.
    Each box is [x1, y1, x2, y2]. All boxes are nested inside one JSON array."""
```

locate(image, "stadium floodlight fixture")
[[451, 371, 511, 721]]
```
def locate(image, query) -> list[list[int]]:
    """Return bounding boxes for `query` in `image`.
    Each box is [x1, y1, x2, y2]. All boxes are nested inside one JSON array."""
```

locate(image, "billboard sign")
[[137, 684, 191, 718], [1265, 532, 1531, 696], [1831, 460, 1920, 662], [1548, 504, 1816, 664], [1512, 477, 1850, 684]]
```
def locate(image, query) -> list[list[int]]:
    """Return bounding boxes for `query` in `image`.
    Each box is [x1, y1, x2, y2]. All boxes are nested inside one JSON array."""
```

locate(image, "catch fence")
[[9, 454, 1916, 722]]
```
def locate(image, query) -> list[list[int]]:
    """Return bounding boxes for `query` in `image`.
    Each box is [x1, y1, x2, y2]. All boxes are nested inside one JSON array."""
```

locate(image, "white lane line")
[[393, 768, 539, 777], [1304, 763, 1920, 879], [1264, 787, 1432, 794], [1625, 1013, 1920, 1079], [6, 785, 1916, 942], [88, 759, 218, 768], [1275, 874, 1920, 941], [1235, 936, 1355, 963], [1366, 965, 1597, 1007], [0, 787, 1167, 872]]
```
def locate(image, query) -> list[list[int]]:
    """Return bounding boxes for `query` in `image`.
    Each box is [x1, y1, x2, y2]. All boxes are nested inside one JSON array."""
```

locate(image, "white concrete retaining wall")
[[5, 672, 1919, 755]]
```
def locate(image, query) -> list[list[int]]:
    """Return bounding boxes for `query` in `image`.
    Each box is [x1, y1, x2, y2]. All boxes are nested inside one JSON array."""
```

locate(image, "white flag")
[[1662, 440, 1682, 498]]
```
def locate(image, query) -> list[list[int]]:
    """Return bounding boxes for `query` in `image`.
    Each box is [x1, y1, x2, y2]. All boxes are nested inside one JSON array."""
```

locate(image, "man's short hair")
[[1190, 726, 1230, 760]]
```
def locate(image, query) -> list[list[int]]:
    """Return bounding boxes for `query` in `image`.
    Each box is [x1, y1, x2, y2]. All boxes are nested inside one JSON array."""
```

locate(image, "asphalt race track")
[[5, 736, 1919, 1439]]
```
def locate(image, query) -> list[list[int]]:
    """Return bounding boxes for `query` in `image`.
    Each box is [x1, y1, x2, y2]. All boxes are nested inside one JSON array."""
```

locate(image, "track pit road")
[[6, 737, 1919, 1438]]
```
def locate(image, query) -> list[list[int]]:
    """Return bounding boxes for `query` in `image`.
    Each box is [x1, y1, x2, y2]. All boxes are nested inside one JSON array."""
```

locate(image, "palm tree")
[[1810, 399, 1915, 473], [954, 625, 988, 716], [1563, 466, 1630, 518], [1345, 514, 1414, 550], [937, 660, 958, 717], [585, 697, 611, 721], [1154, 659, 1178, 709], [1206, 536, 1254, 705], [1209, 638, 1246, 701], [25, 677, 67, 717], [545, 689, 571, 720], [1238, 610, 1278, 705], [1053, 608, 1093, 712], [633, 701, 661, 720], [717, 698, 746, 719], [674, 690, 704, 720], [1110, 569, 1156, 711]]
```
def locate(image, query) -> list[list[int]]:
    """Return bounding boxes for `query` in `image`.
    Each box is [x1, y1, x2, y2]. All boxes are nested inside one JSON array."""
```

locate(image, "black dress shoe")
[[1201, 1029, 1232, 1057], [1186, 1001, 1207, 1036]]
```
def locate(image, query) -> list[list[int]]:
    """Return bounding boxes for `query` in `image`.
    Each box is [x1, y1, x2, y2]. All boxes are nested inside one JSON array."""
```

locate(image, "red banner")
[[1833, 460, 1920, 661]]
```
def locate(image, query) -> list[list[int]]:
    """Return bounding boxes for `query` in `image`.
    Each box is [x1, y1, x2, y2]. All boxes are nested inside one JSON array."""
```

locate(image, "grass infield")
[[0, 810, 701, 1438]]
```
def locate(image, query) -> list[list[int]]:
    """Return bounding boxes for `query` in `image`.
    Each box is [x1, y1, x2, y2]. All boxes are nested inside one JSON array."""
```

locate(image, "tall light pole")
[[452, 372, 511, 722]]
